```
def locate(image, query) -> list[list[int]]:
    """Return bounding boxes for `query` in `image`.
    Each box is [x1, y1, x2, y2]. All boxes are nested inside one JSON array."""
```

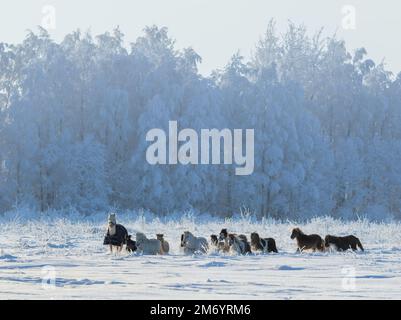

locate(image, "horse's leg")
[[236, 242, 241, 254], [109, 244, 113, 253], [223, 238, 228, 251]]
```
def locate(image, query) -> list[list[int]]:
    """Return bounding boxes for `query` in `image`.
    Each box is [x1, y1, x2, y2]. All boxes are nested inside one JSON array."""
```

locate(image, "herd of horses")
[[103, 214, 364, 255]]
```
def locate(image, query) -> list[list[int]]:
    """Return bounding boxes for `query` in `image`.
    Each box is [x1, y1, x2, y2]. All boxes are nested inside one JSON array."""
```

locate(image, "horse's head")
[[228, 234, 236, 246], [324, 235, 333, 247], [219, 228, 228, 241], [210, 234, 218, 245], [291, 228, 302, 239], [136, 232, 147, 244], [108, 213, 116, 226], [250, 232, 260, 245]]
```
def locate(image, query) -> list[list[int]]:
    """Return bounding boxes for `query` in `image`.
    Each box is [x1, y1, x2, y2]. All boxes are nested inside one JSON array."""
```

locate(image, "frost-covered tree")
[[0, 23, 400, 220]]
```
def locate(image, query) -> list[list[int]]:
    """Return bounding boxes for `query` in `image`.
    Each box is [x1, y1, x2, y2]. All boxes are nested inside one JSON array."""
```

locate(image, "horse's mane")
[[294, 228, 304, 235]]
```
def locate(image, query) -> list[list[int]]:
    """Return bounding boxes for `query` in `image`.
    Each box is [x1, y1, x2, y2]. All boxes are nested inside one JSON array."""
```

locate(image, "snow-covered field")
[[1, 213, 401, 300]]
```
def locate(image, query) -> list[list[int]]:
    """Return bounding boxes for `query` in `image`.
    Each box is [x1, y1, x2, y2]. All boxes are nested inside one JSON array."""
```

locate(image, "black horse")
[[103, 224, 128, 252], [125, 235, 137, 252]]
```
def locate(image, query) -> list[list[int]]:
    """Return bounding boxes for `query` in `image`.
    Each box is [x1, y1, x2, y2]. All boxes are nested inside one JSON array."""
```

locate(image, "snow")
[[1, 214, 400, 299]]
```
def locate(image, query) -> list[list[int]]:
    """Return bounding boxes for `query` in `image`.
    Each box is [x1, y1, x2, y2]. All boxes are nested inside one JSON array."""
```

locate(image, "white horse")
[[181, 231, 208, 254], [136, 232, 162, 255]]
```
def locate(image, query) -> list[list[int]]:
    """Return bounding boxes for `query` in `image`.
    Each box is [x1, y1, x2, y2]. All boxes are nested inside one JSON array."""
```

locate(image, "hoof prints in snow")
[[0, 254, 18, 261], [57, 278, 105, 286], [277, 265, 305, 271], [47, 242, 76, 249], [0, 276, 106, 287], [199, 261, 227, 268], [356, 275, 395, 279]]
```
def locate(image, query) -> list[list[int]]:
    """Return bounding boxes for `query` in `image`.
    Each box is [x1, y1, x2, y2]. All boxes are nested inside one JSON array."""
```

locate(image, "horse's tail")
[[356, 239, 364, 251]]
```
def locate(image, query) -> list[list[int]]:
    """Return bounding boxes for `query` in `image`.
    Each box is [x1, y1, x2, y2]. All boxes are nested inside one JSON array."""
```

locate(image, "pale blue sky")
[[1, 0, 400, 75]]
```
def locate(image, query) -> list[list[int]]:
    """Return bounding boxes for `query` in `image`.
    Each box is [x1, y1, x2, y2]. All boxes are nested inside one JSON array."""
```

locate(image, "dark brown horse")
[[325, 235, 364, 251], [290, 228, 324, 252]]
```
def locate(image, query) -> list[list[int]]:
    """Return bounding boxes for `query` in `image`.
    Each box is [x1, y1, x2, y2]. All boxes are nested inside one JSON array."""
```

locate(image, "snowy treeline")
[[1, 22, 401, 219]]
